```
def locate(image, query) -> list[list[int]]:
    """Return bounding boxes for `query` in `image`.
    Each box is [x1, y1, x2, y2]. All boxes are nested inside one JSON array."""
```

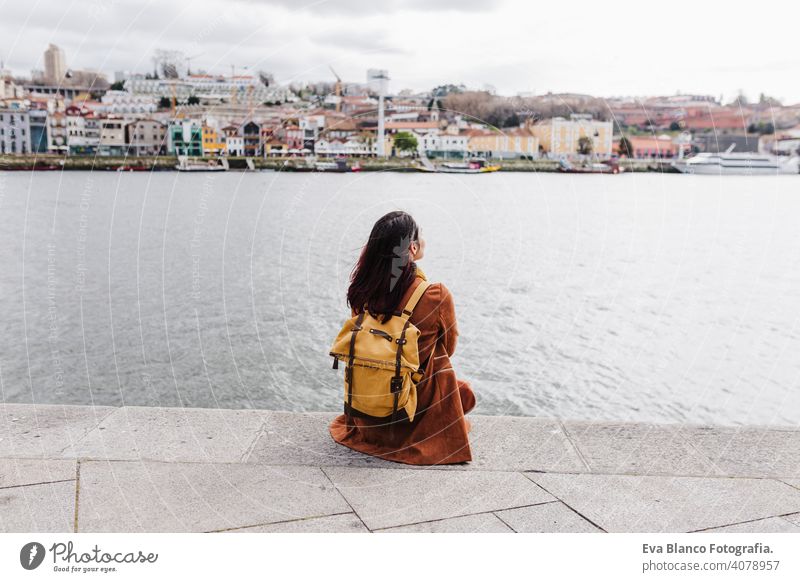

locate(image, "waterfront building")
[[315, 137, 373, 157], [168, 120, 203, 156], [46, 111, 68, 154], [125, 119, 167, 156], [242, 121, 261, 156], [531, 114, 613, 158], [466, 126, 540, 159], [0, 101, 32, 154], [263, 139, 288, 156], [222, 126, 245, 156], [201, 124, 226, 156], [65, 105, 101, 155], [614, 134, 683, 158], [28, 107, 49, 153], [98, 117, 127, 156]]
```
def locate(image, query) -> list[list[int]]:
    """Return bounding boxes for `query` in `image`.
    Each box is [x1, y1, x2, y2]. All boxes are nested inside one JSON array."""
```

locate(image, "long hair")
[[347, 211, 419, 323]]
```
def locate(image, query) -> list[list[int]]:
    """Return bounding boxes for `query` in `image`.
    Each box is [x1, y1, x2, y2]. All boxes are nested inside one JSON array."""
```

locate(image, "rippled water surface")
[[1, 170, 798, 426]]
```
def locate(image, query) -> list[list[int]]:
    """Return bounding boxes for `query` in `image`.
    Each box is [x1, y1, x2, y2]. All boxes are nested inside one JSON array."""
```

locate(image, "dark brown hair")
[[347, 211, 419, 323]]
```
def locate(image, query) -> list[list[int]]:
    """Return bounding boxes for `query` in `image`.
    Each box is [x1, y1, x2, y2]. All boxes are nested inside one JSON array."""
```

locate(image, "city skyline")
[[1, 0, 798, 103]]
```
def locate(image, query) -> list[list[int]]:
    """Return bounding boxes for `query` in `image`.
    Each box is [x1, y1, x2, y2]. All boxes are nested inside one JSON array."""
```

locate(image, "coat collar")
[[414, 263, 427, 281]]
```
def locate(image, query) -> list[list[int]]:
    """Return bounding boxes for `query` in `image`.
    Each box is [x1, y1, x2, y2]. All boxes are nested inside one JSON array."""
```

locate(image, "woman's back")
[[330, 265, 475, 465]]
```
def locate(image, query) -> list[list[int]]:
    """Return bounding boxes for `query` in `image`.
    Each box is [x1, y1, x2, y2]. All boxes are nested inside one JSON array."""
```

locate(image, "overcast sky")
[[1, 0, 798, 104]]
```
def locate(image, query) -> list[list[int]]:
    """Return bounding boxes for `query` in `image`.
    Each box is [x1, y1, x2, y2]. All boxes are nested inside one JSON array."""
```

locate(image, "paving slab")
[[245, 411, 405, 469], [0, 481, 75, 532], [527, 472, 800, 533], [467, 416, 586, 472], [495, 501, 604, 533], [0, 403, 116, 459], [783, 512, 800, 527], [323, 466, 554, 530], [0, 458, 76, 488], [246, 412, 585, 473], [77, 460, 350, 532], [695, 517, 800, 533], [377, 512, 513, 533], [68, 406, 268, 463], [562, 421, 721, 476], [684, 427, 800, 479], [221, 513, 369, 533]]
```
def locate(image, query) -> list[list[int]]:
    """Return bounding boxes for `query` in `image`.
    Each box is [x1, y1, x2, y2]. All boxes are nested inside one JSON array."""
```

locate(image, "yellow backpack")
[[329, 279, 431, 433]]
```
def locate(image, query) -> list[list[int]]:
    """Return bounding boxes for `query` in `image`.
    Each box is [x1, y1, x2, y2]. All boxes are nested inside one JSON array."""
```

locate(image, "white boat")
[[672, 146, 799, 175], [416, 154, 500, 174], [175, 155, 229, 172]]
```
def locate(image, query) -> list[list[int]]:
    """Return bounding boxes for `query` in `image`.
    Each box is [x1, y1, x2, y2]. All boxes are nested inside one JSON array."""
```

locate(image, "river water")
[[0, 170, 798, 426]]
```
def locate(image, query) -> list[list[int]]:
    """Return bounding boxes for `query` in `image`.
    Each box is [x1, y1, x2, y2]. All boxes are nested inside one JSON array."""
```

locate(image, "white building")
[[98, 118, 127, 156], [47, 112, 68, 153], [65, 107, 101, 154], [124, 75, 295, 104], [0, 103, 32, 154], [225, 135, 244, 156], [97, 91, 157, 115], [315, 137, 373, 157]]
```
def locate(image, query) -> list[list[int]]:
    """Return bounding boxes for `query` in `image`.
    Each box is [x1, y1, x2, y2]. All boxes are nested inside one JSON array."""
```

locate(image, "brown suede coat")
[[329, 266, 476, 465]]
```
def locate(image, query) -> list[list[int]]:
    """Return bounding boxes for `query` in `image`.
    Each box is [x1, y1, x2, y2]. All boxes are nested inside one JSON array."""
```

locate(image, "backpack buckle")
[[390, 376, 403, 393], [395, 338, 407, 345]]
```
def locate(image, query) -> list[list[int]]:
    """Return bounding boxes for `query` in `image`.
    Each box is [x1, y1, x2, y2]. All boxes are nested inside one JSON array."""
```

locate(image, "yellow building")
[[530, 114, 613, 158], [201, 125, 226, 156], [466, 127, 539, 158]]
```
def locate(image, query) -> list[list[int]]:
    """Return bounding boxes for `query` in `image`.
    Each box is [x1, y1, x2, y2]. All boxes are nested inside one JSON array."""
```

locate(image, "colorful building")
[[615, 135, 683, 158], [169, 120, 203, 156], [467, 126, 539, 159], [531, 114, 613, 158], [201, 124, 226, 156]]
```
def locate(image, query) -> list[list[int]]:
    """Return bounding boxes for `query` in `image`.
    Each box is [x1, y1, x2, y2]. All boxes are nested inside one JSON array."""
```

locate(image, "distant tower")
[[44, 44, 66, 83], [368, 69, 389, 157]]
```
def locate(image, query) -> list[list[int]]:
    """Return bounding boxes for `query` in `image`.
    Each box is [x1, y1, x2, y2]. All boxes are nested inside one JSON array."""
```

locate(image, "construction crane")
[[329, 65, 342, 112], [185, 52, 204, 76]]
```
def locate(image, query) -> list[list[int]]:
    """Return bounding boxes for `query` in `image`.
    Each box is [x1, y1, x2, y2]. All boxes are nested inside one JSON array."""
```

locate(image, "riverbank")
[[2, 403, 799, 533], [0, 154, 675, 173]]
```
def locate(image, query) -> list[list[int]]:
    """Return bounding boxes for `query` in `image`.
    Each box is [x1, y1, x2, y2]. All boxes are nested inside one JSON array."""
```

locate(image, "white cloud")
[[1, 0, 797, 103]]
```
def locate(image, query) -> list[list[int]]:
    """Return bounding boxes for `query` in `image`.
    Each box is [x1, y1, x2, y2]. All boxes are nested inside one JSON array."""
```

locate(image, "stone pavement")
[[2, 403, 800, 533]]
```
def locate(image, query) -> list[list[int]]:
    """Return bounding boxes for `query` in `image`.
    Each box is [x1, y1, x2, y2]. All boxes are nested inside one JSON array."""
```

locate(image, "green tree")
[[618, 136, 634, 158], [110, 81, 125, 91], [158, 96, 171, 109], [393, 131, 418, 155], [187, 95, 200, 105], [577, 136, 594, 156]]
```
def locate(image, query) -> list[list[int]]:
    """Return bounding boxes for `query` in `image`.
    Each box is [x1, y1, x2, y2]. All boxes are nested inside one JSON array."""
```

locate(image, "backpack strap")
[[399, 280, 431, 319], [345, 311, 366, 422], [389, 282, 428, 435]]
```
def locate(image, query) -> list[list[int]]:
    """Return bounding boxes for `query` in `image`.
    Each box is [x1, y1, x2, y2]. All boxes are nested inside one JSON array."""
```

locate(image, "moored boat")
[[558, 159, 624, 174], [417, 157, 500, 174], [671, 150, 799, 175], [281, 157, 361, 172], [175, 155, 229, 172]]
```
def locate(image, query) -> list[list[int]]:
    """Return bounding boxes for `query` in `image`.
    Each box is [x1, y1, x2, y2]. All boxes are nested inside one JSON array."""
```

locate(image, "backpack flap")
[[329, 312, 422, 372]]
